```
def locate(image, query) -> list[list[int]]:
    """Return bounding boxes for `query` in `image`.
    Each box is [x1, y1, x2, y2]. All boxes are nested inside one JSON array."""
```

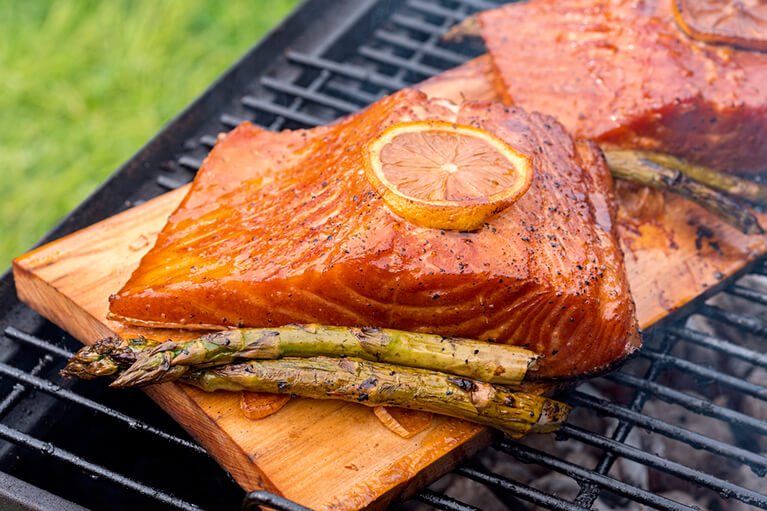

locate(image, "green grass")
[[0, 0, 299, 269]]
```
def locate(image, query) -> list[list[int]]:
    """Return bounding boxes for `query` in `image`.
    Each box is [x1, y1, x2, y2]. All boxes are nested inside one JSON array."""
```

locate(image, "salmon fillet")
[[479, 0, 767, 173], [109, 89, 640, 379]]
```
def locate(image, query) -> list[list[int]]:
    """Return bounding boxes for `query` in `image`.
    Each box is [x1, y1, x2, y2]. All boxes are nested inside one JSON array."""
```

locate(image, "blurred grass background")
[[0, 0, 299, 269]]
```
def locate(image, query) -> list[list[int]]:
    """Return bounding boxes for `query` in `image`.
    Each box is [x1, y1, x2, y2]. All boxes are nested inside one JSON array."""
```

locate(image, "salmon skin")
[[478, 0, 767, 173], [109, 89, 640, 379]]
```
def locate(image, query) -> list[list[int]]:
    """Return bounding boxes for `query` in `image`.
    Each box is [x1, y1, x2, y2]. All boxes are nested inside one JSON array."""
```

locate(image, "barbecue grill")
[[3, 0, 767, 509]]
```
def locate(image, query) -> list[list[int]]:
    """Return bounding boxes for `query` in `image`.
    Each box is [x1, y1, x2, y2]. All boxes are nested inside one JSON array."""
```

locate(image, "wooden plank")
[[13, 185, 491, 510], [13, 57, 767, 509]]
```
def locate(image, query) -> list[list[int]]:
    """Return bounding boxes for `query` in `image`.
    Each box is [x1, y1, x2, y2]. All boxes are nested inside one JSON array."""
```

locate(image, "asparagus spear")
[[181, 357, 570, 438], [100, 325, 540, 388], [604, 150, 764, 235], [610, 150, 767, 206], [60, 337, 158, 380]]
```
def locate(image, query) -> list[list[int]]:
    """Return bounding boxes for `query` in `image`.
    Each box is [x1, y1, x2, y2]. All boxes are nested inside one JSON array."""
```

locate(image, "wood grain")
[[13, 57, 767, 509], [13, 184, 491, 510]]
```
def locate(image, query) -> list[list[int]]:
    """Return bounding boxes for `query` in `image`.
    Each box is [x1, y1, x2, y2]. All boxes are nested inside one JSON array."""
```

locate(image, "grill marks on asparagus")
[[604, 150, 765, 234], [181, 357, 570, 438], [625, 151, 767, 207], [92, 325, 540, 387], [60, 337, 157, 379]]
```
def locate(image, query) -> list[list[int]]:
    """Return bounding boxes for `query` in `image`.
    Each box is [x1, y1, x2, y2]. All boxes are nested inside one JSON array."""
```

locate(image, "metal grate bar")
[[6, 2, 767, 510], [287, 52, 406, 93], [200, 134, 219, 147], [178, 156, 204, 171], [455, 466, 588, 511], [454, 0, 498, 10], [267, 70, 334, 132], [241, 96, 330, 127], [0, 361, 206, 454], [574, 333, 677, 506], [414, 489, 482, 511], [0, 356, 50, 419], [259, 76, 361, 114], [642, 349, 767, 400], [4, 327, 74, 359], [560, 424, 767, 508], [373, 31, 466, 65], [220, 113, 251, 129], [568, 391, 767, 474], [242, 490, 312, 511], [495, 440, 698, 511], [384, 1, 469, 99], [323, 80, 383, 106], [358, 45, 443, 77], [407, 0, 468, 20], [728, 284, 767, 307], [2, 327, 208, 456], [0, 422, 203, 511], [699, 304, 767, 336], [666, 326, 767, 368], [240, 1, 385, 134], [390, 13, 451, 36], [156, 174, 188, 191], [607, 372, 767, 436]]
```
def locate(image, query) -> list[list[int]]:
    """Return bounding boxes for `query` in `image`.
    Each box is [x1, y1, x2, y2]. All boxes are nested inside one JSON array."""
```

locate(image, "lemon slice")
[[365, 121, 533, 231], [672, 0, 767, 51]]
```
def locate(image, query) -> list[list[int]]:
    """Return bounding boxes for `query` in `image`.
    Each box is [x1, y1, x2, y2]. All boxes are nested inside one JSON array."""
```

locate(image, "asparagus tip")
[[59, 337, 125, 379], [111, 358, 189, 388]]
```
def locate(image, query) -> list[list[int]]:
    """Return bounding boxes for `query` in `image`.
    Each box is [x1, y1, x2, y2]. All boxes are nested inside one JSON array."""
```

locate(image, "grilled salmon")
[[478, 0, 767, 173], [109, 89, 640, 379]]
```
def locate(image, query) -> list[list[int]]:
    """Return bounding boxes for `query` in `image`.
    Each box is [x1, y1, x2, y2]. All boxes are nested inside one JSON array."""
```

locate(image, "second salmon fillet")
[[478, 0, 767, 173]]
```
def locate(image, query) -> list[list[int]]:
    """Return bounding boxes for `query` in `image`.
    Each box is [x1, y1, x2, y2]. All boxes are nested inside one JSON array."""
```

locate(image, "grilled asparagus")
[[61, 325, 540, 387], [60, 338, 568, 438], [609, 150, 767, 206], [604, 150, 764, 235], [182, 356, 570, 438], [60, 337, 158, 379]]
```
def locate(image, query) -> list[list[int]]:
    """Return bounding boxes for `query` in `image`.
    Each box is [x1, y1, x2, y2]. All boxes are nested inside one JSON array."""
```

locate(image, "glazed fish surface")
[[478, 0, 767, 173], [109, 89, 640, 379]]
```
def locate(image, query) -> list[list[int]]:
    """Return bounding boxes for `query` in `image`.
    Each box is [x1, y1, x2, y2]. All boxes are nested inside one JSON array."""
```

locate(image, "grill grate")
[[2, 0, 767, 509]]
